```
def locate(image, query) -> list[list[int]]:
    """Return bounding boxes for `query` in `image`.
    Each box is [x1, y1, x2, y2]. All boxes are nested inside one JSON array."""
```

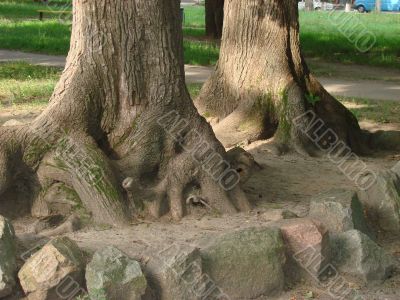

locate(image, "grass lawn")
[[300, 12, 400, 68], [0, 0, 71, 19], [0, 61, 60, 106], [0, 19, 71, 55], [340, 97, 400, 124], [0, 2, 398, 68], [183, 6, 205, 28]]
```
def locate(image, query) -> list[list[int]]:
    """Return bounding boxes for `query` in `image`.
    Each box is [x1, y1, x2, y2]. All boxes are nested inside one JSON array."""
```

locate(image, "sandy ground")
[[7, 113, 400, 299], [11, 143, 400, 299], [1, 52, 399, 299]]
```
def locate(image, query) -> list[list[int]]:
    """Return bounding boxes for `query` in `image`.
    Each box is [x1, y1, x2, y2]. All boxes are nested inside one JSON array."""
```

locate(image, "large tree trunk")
[[196, 0, 368, 156], [0, 0, 250, 226], [205, 0, 224, 39]]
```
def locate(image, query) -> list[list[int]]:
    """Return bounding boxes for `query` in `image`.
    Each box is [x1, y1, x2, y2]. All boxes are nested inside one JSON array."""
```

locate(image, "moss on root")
[[251, 92, 275, 119], [59, 183, 92, 225], [275, 89, 291, 144]]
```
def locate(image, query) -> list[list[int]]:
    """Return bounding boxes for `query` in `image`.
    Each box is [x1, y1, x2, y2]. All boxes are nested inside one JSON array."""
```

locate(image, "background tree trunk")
[[0, 0, 250, 226], [376, 0, 382, 12], [205, 0, 224, 39], [196, 0, 367, 155], [305, 0, 314, 11]]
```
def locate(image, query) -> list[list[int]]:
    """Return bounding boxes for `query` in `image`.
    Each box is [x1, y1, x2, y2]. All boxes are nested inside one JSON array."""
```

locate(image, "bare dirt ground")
[[0, 105, 45, 126], [1, 58, 399, 299], [7, 114, 400, 299]]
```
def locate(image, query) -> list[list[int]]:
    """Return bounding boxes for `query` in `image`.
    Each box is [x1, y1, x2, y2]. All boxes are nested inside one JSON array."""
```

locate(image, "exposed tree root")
[[197, 75, 369, 157], [0, 115, 254, 226], [195, 0, 372, 157]]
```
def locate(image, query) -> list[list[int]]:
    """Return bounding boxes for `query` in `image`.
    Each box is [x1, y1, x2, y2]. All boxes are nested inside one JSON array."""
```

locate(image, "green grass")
[[0, 19, 71, 55], [299, 12, 400, 69], [0, 2, 398, 68], [0, 2, 44, 19], [0, 60, 60, 79], [0, 61, 60, 105], [339, 96, 400, 124], [183, 27, 205, 37], [187, 83, 203, 99], [0, 1, 71, 19], [184, 40, 219, 65], [0, 64, 203, 108], [183, 6, 205, 28]]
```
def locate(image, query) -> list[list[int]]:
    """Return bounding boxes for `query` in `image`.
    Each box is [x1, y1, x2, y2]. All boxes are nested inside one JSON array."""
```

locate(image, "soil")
[[0, 105, 45, 126], [2, 107, 400, 299]]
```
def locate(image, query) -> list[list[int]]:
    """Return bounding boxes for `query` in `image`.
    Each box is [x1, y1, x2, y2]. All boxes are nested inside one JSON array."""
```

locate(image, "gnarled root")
[[115, 115, 252, 221], [198, 77, 369, 157], [0, 112, 253, 226]]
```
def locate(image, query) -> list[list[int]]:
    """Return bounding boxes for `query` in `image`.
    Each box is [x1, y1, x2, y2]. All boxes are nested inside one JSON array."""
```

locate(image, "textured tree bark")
[[205, 0, 224, 39], [0, 0, 250, 226], [196, 0, 368, 155]]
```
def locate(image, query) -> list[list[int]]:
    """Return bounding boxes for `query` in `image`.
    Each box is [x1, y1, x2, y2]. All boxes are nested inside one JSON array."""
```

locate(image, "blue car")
[[354, 0, 400, 12]]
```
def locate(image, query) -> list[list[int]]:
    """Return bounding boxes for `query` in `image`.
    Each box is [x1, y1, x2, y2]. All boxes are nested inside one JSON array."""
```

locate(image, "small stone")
[[18, 237, 85, 300], [146, 244, 204, 300], [86, 246, 147, 300], [358, 170, 400, 234], [200, 227, 286, 299], [276, 218, 330, 282], [332, 230, 396, 283], [0, 216, 17, 298], [309, 189, 372, 238]]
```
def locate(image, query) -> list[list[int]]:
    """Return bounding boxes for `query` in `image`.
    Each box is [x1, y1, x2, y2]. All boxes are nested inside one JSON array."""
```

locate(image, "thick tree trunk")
[[205, 0, 224, 39], [0, 0, 250, 226], [196, 0, 367, 155]]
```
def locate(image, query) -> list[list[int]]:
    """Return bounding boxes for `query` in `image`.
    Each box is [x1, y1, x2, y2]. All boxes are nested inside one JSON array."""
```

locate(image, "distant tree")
[[196, 0, 368, 155], [205, 0, 224, 38], [305, 0, 314, 11], [376, 0, 382, 12]]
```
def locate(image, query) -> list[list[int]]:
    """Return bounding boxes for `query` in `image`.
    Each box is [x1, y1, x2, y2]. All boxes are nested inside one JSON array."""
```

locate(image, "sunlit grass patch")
[[0, 62, 60, 105], [187, 83, 203, 99], [0, 18, 71, 55], [339, 96, 400, 124], [183, 6, 205, 28], [184, 40, 219, 66]]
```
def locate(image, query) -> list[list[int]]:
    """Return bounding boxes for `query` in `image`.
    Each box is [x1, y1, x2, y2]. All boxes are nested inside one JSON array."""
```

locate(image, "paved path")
[[1, 49, 399, 101], [0, 50, 66, 68], [180, 0, 198, 6]]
